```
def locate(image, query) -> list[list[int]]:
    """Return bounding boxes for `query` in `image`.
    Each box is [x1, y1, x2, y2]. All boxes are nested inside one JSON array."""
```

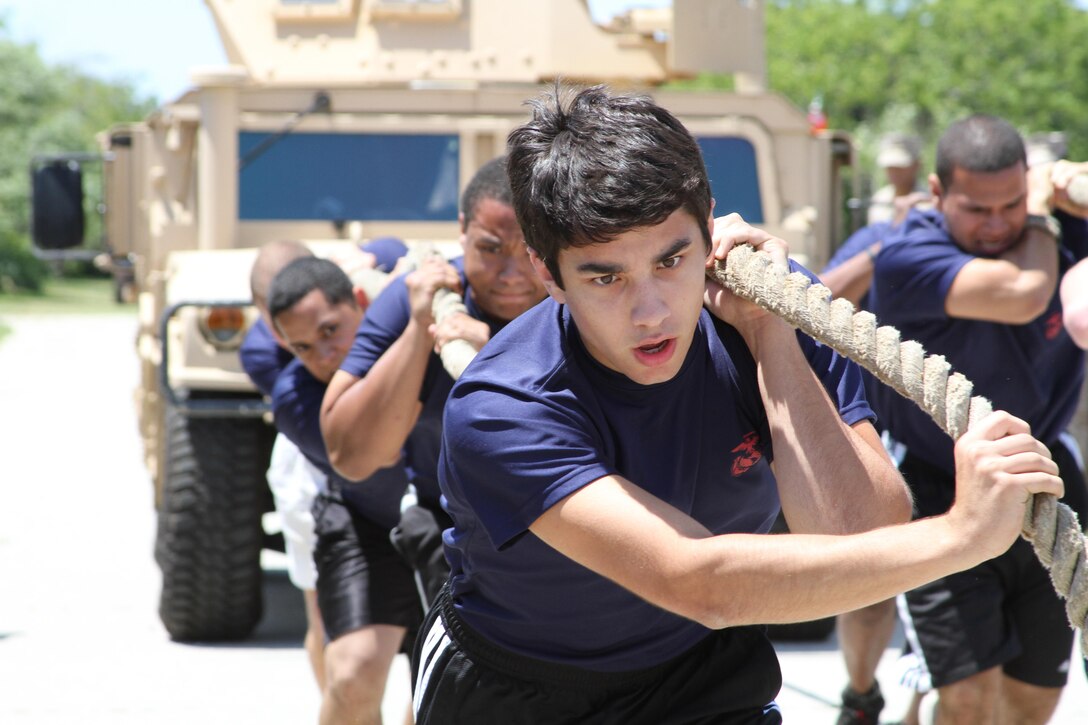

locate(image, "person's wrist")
[[1024, 213, 1061, 241], [736, 314, 792, 359]]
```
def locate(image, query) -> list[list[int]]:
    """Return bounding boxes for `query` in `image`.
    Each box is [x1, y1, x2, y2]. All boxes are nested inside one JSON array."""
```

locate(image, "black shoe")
[[836, 682, 884, 725]]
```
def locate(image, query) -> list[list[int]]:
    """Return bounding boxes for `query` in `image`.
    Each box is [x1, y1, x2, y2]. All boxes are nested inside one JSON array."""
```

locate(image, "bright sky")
[[0, 0, 670, 103]]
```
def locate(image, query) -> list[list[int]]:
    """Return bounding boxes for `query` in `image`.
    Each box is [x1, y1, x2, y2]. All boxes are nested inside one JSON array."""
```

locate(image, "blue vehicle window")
[[238, 132, 460, 221], [697, 136, 763, 223]]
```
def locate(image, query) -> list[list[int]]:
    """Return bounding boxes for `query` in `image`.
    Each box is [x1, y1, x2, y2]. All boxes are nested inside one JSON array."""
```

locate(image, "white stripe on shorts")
[[413, 614, 453, 715], [1059, 431, 1084, 471], [895, 593, 933, 693]]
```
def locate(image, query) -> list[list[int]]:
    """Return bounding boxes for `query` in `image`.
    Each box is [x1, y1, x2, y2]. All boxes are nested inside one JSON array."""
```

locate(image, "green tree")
[[0, 21, 154, 292], [759, 0, 1088, 195]]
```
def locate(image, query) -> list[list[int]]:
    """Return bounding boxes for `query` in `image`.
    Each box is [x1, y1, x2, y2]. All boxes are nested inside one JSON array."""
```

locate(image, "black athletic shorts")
[[411, 584, 784, 725], [898, 438, 1087, 689], [389, 496, 453, 610], [312, 491, 423, 647]]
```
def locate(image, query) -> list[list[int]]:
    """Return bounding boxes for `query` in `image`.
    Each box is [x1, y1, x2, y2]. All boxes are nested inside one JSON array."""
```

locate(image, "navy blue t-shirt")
[[870, 207, 1088, 476], [440, 272, 874, 672], [272, 358, 407, 530], [339, 257, 506, 504], [239, 318, 294, 397]]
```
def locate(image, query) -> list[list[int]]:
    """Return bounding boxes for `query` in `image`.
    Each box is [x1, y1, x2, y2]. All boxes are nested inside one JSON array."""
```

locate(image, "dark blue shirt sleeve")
[[823, 222, 892, 273], [339, 273, 411, 379], [789, 260, 875, 427], [873, 217, 972, 325], [271, 359, 334, 476], [239, 318, 293, 398]]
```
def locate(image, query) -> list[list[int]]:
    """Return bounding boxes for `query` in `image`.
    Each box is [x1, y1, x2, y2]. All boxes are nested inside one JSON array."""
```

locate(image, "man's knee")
[[1000, 675, 1063, 724], [935, 668, 1000, 724], [324, 627, 403, 710]]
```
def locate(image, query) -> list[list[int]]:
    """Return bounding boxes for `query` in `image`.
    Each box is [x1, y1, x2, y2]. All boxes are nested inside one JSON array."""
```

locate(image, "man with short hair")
[[869, 114, 1088, 724], [239, 239, 326, 689], [321, 155, 548, 608], [409, 86, 1064, 724], [267, 254, 418, 725]]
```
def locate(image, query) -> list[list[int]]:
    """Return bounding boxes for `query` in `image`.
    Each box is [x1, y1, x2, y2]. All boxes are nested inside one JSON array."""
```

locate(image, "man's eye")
[[322, 325, 338, 338], [593, 274, 616, 286], [661, 255, 681, 269]]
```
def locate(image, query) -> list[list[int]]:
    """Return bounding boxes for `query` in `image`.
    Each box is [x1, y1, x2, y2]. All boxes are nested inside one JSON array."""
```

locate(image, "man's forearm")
[[321, 319, 432, 480], [1001, 225, 1060, 309], [683, 516, 971, 629], [743, 320, 911, 534]]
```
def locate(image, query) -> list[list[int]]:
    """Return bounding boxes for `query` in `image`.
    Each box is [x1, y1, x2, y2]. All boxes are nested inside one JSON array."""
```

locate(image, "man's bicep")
[[529, 475, 713, 615]]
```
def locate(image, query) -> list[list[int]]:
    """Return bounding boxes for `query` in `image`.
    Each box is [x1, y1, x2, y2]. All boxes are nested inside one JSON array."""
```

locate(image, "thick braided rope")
[[432, 288, 477, 379], [714, 245, 1088, 651]]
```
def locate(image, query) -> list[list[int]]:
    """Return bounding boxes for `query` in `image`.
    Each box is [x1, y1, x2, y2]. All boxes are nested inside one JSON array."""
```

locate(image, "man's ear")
[[928, 173, 944, 211], [268, 314, 290, 350], [527, 247, 566, 305], [706, 202, 717, 260], [459, 211, 468, 252]]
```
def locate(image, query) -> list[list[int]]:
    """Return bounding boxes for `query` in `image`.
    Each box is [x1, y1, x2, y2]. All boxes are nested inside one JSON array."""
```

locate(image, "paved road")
[[1, 313, 1085, 723], [0, 314, 408, 724]]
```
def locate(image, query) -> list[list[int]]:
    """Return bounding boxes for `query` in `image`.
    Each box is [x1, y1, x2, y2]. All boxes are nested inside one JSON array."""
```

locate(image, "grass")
[[0, 277, 133, 316]]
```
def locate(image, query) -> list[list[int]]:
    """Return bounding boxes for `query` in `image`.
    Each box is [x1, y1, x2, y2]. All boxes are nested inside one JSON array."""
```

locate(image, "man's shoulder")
[[453, 300, 575, 400], [825, 222, 893, 271], [271, 358, 324, 408], [240, 319, 293, 394], [883, 208, 953, 253]]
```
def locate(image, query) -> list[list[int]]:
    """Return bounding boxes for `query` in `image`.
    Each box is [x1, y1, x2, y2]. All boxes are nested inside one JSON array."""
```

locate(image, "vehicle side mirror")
[[31, 159, 86, 251]]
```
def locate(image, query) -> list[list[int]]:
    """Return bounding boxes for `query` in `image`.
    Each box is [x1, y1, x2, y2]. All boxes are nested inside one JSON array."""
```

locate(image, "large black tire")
[[154, 404, 275, 642]]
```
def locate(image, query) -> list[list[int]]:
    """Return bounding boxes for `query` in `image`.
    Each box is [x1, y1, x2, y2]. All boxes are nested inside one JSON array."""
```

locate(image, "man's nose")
[[630, 279, 669, 328]]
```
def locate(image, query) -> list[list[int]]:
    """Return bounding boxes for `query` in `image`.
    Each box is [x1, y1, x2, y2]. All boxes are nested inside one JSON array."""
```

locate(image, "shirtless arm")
[[530, 412, 1060, 629]]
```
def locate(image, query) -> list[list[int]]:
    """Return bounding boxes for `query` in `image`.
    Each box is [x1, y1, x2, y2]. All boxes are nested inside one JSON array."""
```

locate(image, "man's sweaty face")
[[461, 197, 547, 321], [936, 163, 1029, 257], [274, 289, 363, 383]]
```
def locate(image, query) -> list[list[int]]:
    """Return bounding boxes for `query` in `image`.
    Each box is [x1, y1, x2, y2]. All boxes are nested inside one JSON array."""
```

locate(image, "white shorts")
[[266, 434, 324, 590]]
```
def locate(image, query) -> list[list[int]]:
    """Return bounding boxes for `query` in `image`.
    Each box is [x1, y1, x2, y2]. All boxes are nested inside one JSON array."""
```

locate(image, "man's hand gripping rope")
[[709, 244, 1088, 653]]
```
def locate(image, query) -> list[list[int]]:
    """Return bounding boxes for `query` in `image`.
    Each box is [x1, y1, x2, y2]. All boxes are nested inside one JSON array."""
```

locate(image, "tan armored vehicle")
[[30, 0, 853, 642]]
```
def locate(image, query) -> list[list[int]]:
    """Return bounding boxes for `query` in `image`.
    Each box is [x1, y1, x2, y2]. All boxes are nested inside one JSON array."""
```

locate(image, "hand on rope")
[[710, 243, 1088, 653], [402, 246, 479, 380]]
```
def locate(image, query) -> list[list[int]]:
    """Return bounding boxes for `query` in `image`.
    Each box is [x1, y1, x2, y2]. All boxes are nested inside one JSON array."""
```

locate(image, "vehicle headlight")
[[197, 305, 249, 350]]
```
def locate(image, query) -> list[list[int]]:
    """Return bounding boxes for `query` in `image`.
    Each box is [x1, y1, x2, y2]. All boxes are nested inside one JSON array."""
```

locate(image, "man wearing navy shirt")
[[410, 86, 1065, 724], [321, 156, 548, 609], [869, 115, 1088, 724], [239, 239, 326, 689], [267, 256, 419, 725], [240, 238, 411, 714]]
